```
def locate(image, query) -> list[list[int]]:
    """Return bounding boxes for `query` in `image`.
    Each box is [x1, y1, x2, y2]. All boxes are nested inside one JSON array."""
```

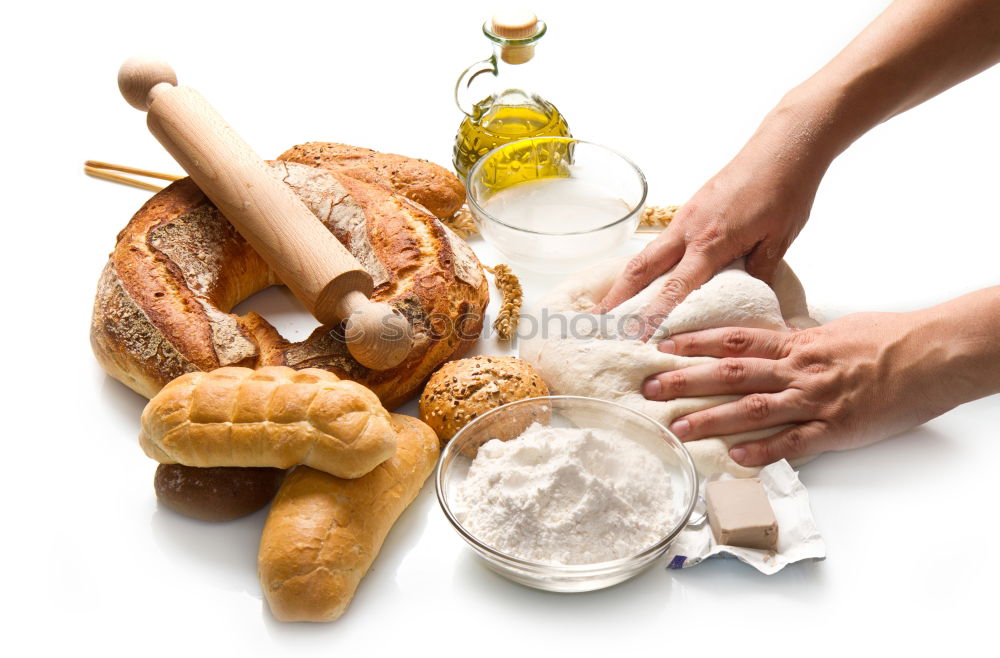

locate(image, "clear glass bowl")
[[435, 396, 698, 592], [466, 137, 647, 274]]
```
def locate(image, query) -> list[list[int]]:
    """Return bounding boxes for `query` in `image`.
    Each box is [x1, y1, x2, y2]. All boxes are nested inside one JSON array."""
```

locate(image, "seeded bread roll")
[[418, 356, 549, 442]]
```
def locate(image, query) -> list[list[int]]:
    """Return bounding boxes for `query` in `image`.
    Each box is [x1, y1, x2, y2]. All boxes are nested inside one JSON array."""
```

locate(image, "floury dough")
[[519, 259, 819, 477], [452, 423, 674, 565]]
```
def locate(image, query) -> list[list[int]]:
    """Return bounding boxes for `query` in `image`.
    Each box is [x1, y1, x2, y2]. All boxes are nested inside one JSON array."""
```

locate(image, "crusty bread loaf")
[[419, 356, 549, 441], [140, 366, 396, 479], [92, 145, 484, 521], [278, 142, 465, 219], [91, 149, 488, 408], [258, 413, 439, 622]]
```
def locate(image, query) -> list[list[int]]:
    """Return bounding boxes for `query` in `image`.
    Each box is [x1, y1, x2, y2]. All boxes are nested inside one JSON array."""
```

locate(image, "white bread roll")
[[258, 413, 439, 622]]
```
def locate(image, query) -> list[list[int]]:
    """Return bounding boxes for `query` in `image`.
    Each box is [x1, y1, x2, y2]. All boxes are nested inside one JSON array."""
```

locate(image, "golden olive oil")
[[453, 96, 571, 180]]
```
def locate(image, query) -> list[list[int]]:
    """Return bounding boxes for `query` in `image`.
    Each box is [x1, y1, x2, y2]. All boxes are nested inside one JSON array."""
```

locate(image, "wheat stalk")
[[484, 264, 522, 341]]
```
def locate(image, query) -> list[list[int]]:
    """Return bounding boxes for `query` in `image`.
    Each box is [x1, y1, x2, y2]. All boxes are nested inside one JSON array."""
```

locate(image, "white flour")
[[452, 422, 674, 565]]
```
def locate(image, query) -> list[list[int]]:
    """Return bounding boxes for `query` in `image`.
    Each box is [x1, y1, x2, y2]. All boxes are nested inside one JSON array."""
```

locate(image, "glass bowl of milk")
[[466, 138, 647, 273]]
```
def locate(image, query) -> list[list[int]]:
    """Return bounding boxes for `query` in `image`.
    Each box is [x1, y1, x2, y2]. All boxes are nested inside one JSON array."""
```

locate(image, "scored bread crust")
[[258, 413, 440, 622], [91, 149, 489, 409], [139, 367, 397, 479], [278, 142, 466, 219]]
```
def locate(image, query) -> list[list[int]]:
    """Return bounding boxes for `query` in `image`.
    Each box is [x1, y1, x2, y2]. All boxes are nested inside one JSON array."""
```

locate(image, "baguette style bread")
[[139, 366, 397, 479], [258, 413, 439, 622]]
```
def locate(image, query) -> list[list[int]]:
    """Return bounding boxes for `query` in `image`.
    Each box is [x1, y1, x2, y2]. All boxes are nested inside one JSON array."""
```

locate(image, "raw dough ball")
[[519, 258, 819, 477], [154, 464, 286, 521], [419, 356, 549, 442]]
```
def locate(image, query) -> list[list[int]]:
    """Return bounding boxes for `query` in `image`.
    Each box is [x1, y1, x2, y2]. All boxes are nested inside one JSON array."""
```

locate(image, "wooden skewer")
[[84, 160, 184, 193], [84, 165, 166, 192], [85, 160, 183, 181]]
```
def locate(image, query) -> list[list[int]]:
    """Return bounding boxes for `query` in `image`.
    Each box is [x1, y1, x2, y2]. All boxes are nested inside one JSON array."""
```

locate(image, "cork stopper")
[[491, 9, 539, 39], [490, 9, 541, 65]]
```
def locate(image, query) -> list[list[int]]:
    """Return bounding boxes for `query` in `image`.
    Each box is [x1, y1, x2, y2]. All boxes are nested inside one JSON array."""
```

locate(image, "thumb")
[[744, 239, 786, 285], [591, 233, 684, 314], [637, 250, 718, 341]]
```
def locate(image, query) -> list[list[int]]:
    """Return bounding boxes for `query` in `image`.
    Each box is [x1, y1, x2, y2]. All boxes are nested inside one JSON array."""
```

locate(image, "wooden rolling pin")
[[117, 56, 412, 371]]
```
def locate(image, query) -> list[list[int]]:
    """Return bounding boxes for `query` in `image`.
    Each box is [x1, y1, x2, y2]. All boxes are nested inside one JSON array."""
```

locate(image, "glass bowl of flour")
[[436, 395, 699, 592]]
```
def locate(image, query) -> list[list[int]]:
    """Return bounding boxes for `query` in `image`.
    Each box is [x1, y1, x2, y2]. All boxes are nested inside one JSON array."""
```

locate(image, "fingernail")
[[730, 447, 747, 464], [642, 379, 661, 398], [671, 419, 690, 438], [658, 340, 676, 354]]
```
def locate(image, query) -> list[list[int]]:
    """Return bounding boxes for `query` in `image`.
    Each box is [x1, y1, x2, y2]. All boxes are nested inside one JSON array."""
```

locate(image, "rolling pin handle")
[[338, 292, 413, 371], [118, 56, 177, 111], [116, 55, 414, 371]]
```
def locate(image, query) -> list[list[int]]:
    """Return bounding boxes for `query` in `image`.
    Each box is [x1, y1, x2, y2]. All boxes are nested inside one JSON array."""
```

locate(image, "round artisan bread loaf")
[[418, 356, 549, 442], [91, 145, 488, 408], [278, 142, 465, 219], [92, 145, 487, 521]]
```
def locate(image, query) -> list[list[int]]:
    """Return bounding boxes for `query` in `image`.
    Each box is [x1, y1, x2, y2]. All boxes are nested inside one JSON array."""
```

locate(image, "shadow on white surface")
[[150, 504, 269, 598], [800, 423, 962, 489], [99, 371, 148, 427], [448, 547, 678, 615]]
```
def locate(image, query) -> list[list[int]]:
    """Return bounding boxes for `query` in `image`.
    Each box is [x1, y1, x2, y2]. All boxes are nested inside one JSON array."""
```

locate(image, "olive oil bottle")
[[453, 9, 571, 180]]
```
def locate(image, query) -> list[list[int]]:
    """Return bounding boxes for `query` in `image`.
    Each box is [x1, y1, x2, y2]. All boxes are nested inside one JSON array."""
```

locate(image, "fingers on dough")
[[593, 234, 683, 314], [642, 357, 788, 401], [667, 326, 791, 359], [520, 255, 819, 478], [640, 253, 720, 341], [730, 421, 828, 467], [670, 389, 808, 441]]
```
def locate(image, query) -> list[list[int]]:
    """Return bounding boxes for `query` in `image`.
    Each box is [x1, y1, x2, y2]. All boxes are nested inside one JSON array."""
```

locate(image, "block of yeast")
[[706, 477, 779, 551]]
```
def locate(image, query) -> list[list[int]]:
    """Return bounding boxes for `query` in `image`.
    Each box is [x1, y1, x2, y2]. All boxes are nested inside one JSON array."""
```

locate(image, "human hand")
[[641, 311, 958, 467], [593, 109, 832, 339]]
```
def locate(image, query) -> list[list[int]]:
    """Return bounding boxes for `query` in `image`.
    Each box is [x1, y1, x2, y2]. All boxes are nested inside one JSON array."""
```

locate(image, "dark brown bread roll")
[[154, 464, 286, 521]]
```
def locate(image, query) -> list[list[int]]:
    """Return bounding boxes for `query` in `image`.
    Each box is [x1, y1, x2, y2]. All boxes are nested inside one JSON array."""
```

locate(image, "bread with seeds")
[[418, 356, 549, 441]]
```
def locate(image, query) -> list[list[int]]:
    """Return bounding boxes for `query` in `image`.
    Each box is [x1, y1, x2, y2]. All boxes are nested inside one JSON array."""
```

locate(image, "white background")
[[3, 0, 998, 655]]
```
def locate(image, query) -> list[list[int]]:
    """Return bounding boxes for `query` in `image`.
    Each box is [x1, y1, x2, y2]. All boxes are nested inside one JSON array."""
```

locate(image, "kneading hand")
[[641, 309, 985, 467], [591, 116, 828, 339], [593, 0, 1000, 339]]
